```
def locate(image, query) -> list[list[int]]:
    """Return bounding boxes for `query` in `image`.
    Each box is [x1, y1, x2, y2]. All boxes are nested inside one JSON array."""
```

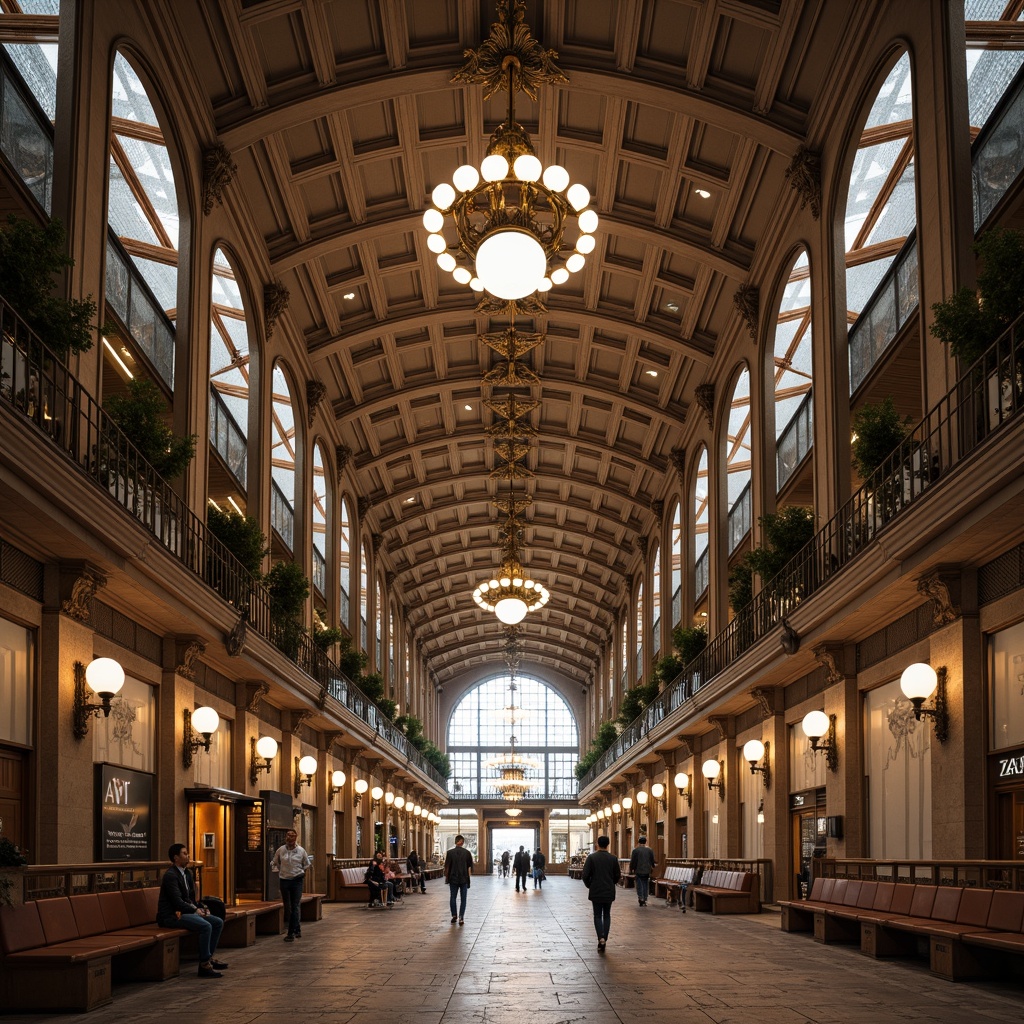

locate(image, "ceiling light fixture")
[[695, 188, 711, 199], [423, 0, 597, 300]]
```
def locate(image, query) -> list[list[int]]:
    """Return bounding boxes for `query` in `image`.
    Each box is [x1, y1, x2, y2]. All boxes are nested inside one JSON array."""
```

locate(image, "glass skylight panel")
[[111, 54, 158, 124], [107, 158, 161, 244], [864, 55, 913, 130], [114, 134, 179, 247], [129, 256, 178, 317], [3, 43, 58, 121], [866, 161, 917, 246]]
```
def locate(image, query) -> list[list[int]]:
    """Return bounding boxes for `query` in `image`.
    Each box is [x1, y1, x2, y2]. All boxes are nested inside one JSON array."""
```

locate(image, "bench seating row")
[[333, 860, 441, 902], [652, 865, 695, 904], [0, 887, 323, 1012], [690, 870, 760, 914], [779, 877, 1024, 981]]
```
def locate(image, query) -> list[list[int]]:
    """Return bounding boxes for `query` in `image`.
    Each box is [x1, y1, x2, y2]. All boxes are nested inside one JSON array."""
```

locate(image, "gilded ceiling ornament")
[[263, 282, 289, 339], [693, 383, 715, 430], [336, 444, 353, 475], [480, 324, 544, 360], [201, 142, 237, 216], [306, 379, 327, 428], [475, 293, 548, 318], [733, 283, 759, 342], [483, 360, 539, 387], [917, 570, 960, 625], [785, 145, 822, 220], [60, 565, 107, 622], [245, 681, 270, 714], [452, 0, 568, 101], [175, 639, 206, 681]]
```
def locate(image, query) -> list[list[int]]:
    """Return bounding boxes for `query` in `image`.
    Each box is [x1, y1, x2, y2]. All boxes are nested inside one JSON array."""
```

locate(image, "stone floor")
[[11, 874, 1024, 1023]]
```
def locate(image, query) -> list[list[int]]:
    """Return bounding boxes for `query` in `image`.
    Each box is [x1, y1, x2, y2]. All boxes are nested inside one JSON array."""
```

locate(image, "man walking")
[[629, 834, 656, 906], [271, 828, 312, 941], [156, 843, 227, 977], [581, 835, 620, 952], [532, 847, 546, 890], [444, 834, 473, 925], [513, 845, 530, 892]]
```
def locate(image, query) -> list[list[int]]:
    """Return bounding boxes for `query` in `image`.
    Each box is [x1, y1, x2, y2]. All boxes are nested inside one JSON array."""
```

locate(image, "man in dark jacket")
[[408, 849, 427, 893], [629, 834, 656, 906], [513, 845, 530, 892], [531, 847, 546, 890], [156, 843, 226, 977], [581, 835, 621, 951], [444, 834, 473, 924]]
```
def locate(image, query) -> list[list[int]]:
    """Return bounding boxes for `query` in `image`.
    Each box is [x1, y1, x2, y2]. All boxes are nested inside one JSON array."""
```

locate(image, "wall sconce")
[[394, 795, 406, 811], [651, 782, 666, 811], [674, 771, 691, 807], [621, 795, 633, 824], [384, 791, 395, 808], [183, 706, 220, 769], [72, 658, 125, 739], [597, 809, 605, 821], [757, 800, 765, 825], [900, 663, 949, 743], [370, 785, 384, 810], [294, 755, 318, 798], [742, 739, 771, 789], [329, 769, 346, 801], [702, 759, 724, 800], [802, 710, 839, 773], [353, 778, 368, 806], [612, 801, 621, 815], [249, 735, 278, 786], [635, 790, 649, 811]]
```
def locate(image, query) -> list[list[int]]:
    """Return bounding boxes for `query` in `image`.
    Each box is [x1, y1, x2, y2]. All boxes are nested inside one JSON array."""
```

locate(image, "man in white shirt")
[[271, 829, 312, 941]]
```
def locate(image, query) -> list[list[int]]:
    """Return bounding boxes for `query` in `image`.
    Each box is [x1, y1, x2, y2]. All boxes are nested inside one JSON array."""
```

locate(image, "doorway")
[[491, 827, 537, 875], [995, 790, 1024, 859]]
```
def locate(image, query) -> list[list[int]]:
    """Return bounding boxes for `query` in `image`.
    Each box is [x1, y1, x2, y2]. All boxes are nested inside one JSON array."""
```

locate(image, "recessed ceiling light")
[[465, 404, 472, 411], [646, 369, 658, 377], [404, 497, 416, 504], [343, 291, 355, 300], [666, 301, 679, 313], [695, 188, 711, 199]]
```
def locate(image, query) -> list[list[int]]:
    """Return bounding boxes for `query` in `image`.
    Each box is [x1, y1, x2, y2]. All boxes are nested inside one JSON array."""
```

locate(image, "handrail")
[[14, 861, 200, 902], [579, 312, 1023, 789], [0, 294, 446, 789], [818, 858, 1024, 891]]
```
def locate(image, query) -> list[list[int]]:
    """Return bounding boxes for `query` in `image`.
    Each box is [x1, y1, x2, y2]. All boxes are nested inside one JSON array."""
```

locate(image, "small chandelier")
[[423, 0, 598, 300], [487, 672, 539, 802]]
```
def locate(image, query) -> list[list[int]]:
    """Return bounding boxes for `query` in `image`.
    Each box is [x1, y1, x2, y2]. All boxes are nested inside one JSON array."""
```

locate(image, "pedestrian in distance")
[[629, 834, 656, 906], [444, 834, 473, 925], [156, 843, 227, 977], [581, 835, 620, 952], [501, 849, 510, 877], [409, 849, 427, 893], [513, 845, 530, 892], [532, 847, 546, 889], [271, 828, 312, 941]]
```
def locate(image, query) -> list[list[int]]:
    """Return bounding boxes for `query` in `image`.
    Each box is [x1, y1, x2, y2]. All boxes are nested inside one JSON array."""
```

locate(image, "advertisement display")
[[95, 763, 153, 861]]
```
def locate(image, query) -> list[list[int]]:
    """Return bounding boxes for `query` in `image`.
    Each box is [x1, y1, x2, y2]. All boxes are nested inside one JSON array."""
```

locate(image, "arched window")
[[670, 502, 682, 627], [311, 443, 328, 605], [375, 577, 384, 669], [359, 539, 369, 651], [774, 250, 814, 493], [106, 53, 179, 389], [270, 363, 296, 553], [388, 604, 396, 695], [725, 369, 752, 555], [339, 497, 351, 626], [650, 545, 661, 659], [446, 674, 579, 800], [620, 615, 627, 691], [208, 247, 249, 502], [693, 446, 709, 613], [635, 581, 644, 676]]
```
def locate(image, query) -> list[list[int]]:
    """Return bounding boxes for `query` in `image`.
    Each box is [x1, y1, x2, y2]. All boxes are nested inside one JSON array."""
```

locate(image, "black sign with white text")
[[96, 763, 153, 861]]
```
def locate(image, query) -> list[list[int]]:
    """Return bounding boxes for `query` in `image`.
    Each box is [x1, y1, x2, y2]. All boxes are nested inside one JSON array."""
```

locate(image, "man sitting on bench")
[[365, 853, 392, 906]]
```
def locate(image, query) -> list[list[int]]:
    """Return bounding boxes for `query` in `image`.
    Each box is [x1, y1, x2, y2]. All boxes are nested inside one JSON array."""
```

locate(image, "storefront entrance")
[[791, 788, 826, 899]]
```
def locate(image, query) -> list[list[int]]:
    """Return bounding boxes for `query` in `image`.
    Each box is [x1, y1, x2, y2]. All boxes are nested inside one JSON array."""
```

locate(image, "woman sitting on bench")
[[365, 853, 393, 906]]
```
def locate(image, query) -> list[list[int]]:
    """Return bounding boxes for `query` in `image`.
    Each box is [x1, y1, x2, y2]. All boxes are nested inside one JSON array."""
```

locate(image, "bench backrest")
[[842, 880, 863, 906], [871, 882, 895, 912], [808, 877, 824, 901], [987, 889, 1024, 932], [820, 877, 836, 902], [70, 894, 107, 937], [36, 897, 80, 944], [954, 887, 993, 926], [929, 886, 962, 922], [908, 884, 936, 918], [98, 890, 132, 931], [340, 866, 368, 885], [0, 901, 47, 954], [889, 883, 916, 916], [122, 886, 159, 926], [830, 879, 849, 904], [855, 881, 878, 908]]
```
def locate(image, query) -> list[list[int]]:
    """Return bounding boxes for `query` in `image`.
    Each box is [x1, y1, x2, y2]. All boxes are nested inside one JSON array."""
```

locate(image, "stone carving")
[[290, 710, 314, 737], [917, 570, 960, 625], [651, 499, 664, 522], [371, 532, 384, 553], [176, 639, 206, 681], [733, 283, 759, 343], [676, 734, 697, 759], [814, 644, 844, 686], [385, 570, 396, 588], [785, 145, 822, 220], [750, 687, 776, 719], [60, 566, 107, 622], [694, 383, 715, 431], [245, 681, 270, 714], [263, 282, 289, 339], [633, 535, 647, 559], [707, 715, 732, 742], [336, 444, 353, 475], [226, 606, 248, 657], [306, 379, 327, 428], [201, 142, 237, 215], [358, 496, 372, 519], [780, 618, 800, 655], [669, 447, 686, 482]]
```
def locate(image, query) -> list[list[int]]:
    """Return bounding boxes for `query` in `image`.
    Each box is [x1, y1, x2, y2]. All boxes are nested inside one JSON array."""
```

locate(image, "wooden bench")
[[653, 865, 695, 905], [617, 860, 635, 888], [690, 869, 760, 914], [0, 891, 186, 1013], [778, 878, 1024, 981]]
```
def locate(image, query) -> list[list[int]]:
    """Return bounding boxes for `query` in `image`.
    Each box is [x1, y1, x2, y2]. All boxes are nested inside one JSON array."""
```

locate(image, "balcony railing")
[[0, 51, 54, 213], [579, 314, 1024, 790], [777, 391, 813, 491], [0, 294, 446, 789], [208, 386, 247, 490]]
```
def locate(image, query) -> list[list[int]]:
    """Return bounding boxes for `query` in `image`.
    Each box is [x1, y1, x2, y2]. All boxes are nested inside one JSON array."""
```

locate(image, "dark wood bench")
[[0, 891, 187, 1012], [653, 865, 695, 905], [617, 860, 635, 888], [778, 877, 1024, 981], [690, 869, 760, 914]]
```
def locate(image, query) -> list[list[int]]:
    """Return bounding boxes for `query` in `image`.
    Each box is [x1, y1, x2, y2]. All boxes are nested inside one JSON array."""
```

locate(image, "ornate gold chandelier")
[[486, 669, 538, 802], [423, 0, 598, 300]]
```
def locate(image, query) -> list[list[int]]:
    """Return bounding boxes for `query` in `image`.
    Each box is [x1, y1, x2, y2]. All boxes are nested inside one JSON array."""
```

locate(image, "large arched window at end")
[[339, 497, 351, 627], [106, 52, 179, 389], [446, 674, 579, 800], [774, 249, 814, 495], [208, 247, 250, 506], [693, 446, 709, 621], [269, 363, 297, 555]]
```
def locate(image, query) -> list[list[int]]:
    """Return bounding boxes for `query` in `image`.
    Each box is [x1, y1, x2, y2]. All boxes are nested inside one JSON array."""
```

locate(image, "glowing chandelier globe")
[[472, 554, 550, 625]]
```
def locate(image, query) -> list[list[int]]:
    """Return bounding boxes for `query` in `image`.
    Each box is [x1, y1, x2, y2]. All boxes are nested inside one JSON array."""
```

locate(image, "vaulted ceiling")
[[175, 0, 849, 687]]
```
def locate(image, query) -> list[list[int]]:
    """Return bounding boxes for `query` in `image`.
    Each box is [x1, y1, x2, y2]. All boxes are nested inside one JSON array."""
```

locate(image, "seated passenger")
[[365, 854, 390, 906]]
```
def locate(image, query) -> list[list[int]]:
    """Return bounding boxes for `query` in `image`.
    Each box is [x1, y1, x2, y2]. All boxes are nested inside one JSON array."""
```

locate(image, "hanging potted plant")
[[264, 559, 310, 659], [206, 506, 268, 579], [851, 397, 912, 525]]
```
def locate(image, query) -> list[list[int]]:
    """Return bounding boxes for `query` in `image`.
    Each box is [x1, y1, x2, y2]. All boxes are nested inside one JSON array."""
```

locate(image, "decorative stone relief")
[[290, 710, 314, 737], [245, 681, 270, 714], [651, 499, 664, 522], [750, 687, 777, 719], [917, 570, 960, 625], [785, 145, 822, 220], [336, 444, 353, 475], [669, 447, 686, 483], [694, 383, 715, 431], [813, 644, 844, 686], [263, 282, 289, 339], [201, 142, 237, 216], [707, 715, 732, 742], [357, 496, 372, 519], [733, 283, 759, 342], [175, 639, 206, 680], [60, 565, 107, 622], [306, 379, 327, 429]]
